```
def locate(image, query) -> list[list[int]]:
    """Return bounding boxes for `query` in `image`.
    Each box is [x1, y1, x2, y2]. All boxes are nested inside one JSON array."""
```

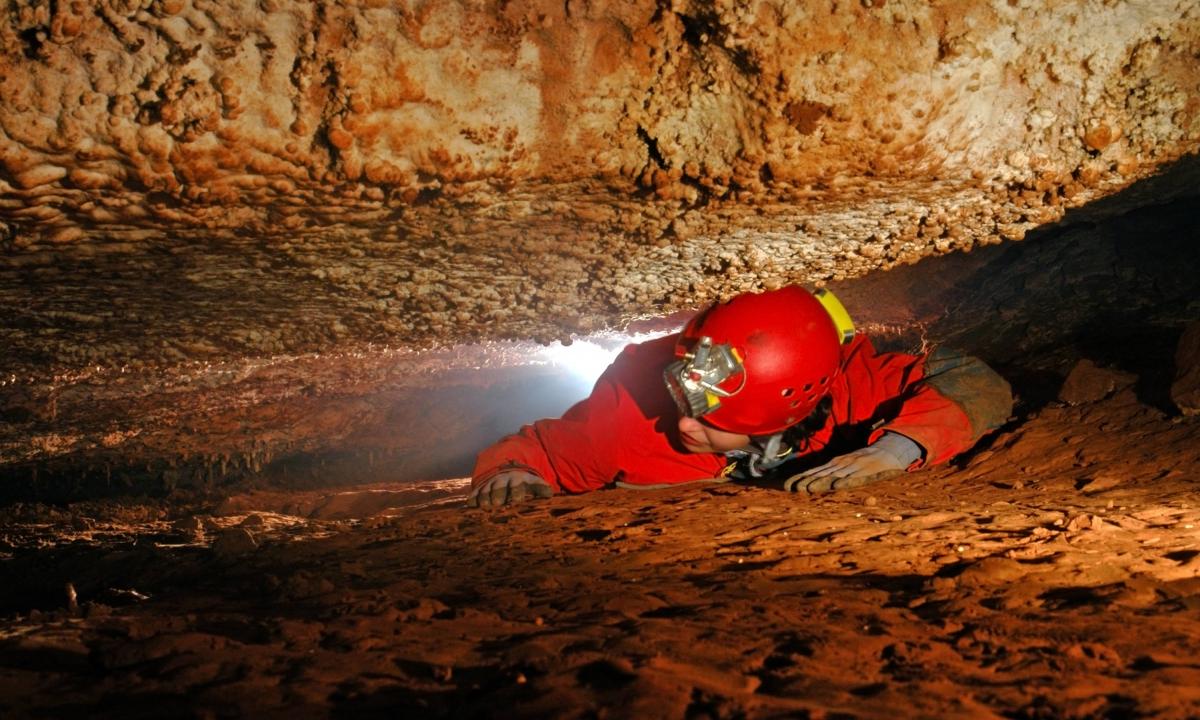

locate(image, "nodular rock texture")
[[0, 0, 1198, 372]]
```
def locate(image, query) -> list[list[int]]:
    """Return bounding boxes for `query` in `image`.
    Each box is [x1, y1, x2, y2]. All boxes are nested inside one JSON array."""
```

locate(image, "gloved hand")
[[783, 432, 922, 494], [466, 470, 554, 509]]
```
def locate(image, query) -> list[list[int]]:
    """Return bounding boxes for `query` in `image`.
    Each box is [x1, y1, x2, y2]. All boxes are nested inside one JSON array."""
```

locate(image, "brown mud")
[[2, 387, 1199, 719]]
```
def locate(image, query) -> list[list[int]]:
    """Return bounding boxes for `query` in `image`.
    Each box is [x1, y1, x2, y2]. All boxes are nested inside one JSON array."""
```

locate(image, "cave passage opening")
[[1, 167, 1199, 509]]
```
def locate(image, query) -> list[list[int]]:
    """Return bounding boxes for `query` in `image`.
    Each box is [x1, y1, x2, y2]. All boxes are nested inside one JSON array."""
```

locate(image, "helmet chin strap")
[[730, 396, 834, 477], [742, 433, 789, 477]]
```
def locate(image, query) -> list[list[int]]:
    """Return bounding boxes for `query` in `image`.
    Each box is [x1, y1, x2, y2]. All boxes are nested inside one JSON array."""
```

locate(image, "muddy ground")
[[1, 383, 1199, 719]]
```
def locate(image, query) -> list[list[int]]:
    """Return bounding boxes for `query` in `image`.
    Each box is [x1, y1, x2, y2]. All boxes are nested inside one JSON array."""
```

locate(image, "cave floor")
[[2, 390, 1199, 719]]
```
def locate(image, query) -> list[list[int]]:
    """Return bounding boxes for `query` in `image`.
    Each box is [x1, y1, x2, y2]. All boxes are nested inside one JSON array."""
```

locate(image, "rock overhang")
[[0, 0, 1198, 377]]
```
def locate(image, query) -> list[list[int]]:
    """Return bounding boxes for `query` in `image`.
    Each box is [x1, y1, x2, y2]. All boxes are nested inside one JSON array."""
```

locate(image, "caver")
[[469, 286, 1012, 508]]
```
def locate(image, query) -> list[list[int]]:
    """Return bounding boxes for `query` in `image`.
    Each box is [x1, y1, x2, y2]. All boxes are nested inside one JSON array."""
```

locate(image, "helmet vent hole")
[[790, 400, 801, 408], [781, 388, 794, 397], [802, 383, 813, 392], [819, 376, 829, 386]]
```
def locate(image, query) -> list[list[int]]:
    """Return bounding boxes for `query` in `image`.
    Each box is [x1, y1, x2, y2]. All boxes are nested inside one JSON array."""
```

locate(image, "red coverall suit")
[[471, 333, 1012, 493]]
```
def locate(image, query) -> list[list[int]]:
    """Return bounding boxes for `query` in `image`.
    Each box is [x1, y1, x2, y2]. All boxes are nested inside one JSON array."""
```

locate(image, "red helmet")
[[663, 286, 854, 435]]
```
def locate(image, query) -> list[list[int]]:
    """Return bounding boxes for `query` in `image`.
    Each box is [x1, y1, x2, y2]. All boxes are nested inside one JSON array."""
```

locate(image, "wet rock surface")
[[1, 390, 1198, 718]]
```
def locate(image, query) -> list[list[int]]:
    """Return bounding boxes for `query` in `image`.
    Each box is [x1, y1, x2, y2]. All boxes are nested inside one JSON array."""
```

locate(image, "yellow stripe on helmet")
[[814, 288, 856, 345]]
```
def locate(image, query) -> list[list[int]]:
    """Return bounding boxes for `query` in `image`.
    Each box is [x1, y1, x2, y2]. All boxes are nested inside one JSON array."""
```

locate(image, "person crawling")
[[468, 285, 1012, 508]]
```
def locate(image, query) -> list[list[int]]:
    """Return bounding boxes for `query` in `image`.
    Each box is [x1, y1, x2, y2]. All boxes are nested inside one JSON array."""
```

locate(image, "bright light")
[[547, 340, 622, 385], [540, 331, 676, 387]]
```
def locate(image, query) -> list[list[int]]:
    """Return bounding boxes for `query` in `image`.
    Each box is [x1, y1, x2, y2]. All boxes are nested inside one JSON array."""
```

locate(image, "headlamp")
[[662, 336, 745, 419]]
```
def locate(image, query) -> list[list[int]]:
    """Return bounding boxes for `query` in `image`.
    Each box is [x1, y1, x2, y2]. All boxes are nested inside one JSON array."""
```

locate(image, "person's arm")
[[466, 468, 554, 508], [786, 337, 1012, 492], [869, 345, 1013, 467], [783, 431, 922, 492], [469, 352, 630, 505]]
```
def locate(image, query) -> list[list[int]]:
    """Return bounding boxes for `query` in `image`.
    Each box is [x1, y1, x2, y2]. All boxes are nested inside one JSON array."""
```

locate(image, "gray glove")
[[783, 432, 922, 494], [467, 470, 554, 509]]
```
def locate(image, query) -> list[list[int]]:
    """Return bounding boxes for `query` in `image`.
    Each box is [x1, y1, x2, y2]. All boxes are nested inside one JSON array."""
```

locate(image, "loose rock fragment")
[[211, 528, 258, 557], [1058, 360, 1137, 405]]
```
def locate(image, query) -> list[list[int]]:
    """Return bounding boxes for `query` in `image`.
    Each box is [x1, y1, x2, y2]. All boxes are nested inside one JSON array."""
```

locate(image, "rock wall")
[[0, 0, 1198, 371]]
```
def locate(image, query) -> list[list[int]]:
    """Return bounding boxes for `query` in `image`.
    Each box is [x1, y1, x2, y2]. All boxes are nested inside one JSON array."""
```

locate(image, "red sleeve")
[[470, 373, 622, 494], [471, 336, 728, 493], [872, 386, 977, 468], [832, 335, 1008, 468], [881, 346, 1013, 465]]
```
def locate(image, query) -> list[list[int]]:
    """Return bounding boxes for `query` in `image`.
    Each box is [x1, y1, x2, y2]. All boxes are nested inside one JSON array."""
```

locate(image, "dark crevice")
[[165, 43, 202, 65], [18, 26, 48, 60], [636, 125, 669, 170], [675, 9, 761, 74], [413, 187, 442, 206], [313, 60, 345, 171], [677, 11, 712, 48], [649, 0, 668, 25], [728, 47, 760, 75]]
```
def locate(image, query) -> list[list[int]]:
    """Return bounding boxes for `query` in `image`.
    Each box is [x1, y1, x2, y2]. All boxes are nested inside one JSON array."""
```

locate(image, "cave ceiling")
[[1, 0, 1199, 378]]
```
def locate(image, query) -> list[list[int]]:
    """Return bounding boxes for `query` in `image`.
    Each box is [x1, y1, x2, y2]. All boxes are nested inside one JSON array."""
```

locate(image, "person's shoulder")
[[617, 334, 678, 364], [840, 331, 877, 360], [604, 334, 678, 385]]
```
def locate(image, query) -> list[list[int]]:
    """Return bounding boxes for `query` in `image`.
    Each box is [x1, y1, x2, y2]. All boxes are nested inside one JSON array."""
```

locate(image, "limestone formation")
[[0, 0, 1197, 376]]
